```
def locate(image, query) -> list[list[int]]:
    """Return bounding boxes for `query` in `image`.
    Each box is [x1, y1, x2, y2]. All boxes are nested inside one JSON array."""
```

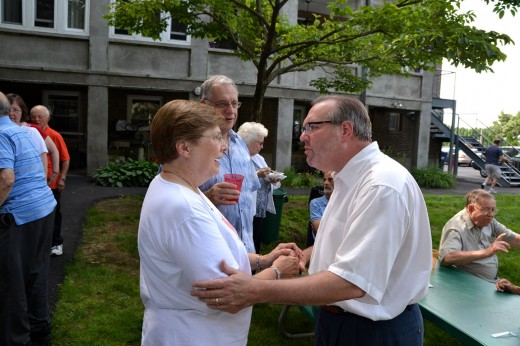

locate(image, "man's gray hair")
[[237, 122, 268, 145], [312, 95, 372, 142], [200, 75, 238, 100], [465, 189, 495, 206], [0, 92, 9, 116]]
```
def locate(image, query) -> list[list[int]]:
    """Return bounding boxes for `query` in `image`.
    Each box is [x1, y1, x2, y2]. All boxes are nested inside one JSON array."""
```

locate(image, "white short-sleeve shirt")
[[139, 175, 252, 346], [309, 142, 432, 320]]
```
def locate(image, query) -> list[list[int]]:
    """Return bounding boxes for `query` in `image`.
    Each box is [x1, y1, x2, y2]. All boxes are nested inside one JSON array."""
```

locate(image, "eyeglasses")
[[204, 99, 242, 109], [202, 132, 224, 142], [8, 108, 22, 114], [473, 204, 499, 216], [255, 140, 264, 146], [302, 121, 333, 133]]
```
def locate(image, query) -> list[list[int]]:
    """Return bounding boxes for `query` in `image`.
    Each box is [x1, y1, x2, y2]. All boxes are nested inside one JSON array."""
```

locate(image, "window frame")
[[0, 0, 89, 35], [109, 3, 190, 45], [126, 95, 163, 128], [388, 112, 401, 131], [42, 90, 83, 135]]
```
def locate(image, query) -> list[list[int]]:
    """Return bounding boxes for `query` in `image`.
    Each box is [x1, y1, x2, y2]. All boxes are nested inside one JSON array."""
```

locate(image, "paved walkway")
[[48, 175, 147, 310], [49, 172, 520, 310]]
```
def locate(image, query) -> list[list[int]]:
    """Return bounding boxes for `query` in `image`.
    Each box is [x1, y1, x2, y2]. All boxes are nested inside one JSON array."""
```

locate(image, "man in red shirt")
[[30, 105, 70, 256]]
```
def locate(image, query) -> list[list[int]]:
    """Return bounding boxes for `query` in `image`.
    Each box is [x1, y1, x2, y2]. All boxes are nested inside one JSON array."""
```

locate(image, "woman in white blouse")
[[139, 100, 300, 346]]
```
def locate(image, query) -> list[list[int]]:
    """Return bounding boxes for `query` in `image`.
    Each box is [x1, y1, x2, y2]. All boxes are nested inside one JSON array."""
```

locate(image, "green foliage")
[[104, 0, 517, 121], [489, 110, 520, 146], [92, 158, 159, 187], [411, 167, 455, 189], [281, 167, 320, 188], [380, 146, 407, 165]]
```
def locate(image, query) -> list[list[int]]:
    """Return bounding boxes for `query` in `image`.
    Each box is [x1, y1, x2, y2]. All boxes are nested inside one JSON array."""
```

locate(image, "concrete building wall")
[[0, 31, 89, 70], [0, 1, 435, 174], [108, 42, 191, 77]]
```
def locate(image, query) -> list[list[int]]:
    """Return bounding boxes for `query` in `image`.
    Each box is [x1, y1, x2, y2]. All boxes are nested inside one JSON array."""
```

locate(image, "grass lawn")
[[50, 193, 520, 345]]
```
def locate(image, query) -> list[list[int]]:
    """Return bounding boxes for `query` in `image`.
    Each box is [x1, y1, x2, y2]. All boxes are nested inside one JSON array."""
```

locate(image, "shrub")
[[282, 167, 321, 188], [411, 166, 455, 189], [92, 158, 159, 187]]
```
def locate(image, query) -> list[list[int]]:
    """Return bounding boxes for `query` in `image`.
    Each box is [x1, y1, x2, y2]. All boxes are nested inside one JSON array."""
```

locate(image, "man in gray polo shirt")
[[439, 189, 520, 294]]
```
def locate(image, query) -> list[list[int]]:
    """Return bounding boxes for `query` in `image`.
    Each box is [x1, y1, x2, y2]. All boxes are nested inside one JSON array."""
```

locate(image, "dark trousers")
[[315, 304, 424, 346], [0, 210, 56, 346], [51, 189, 63, 247], [253, 216, 264, 253]]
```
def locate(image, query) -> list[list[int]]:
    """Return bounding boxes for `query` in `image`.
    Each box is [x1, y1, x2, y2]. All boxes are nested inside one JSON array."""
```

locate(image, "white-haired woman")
[[237, 122, 281, 253]]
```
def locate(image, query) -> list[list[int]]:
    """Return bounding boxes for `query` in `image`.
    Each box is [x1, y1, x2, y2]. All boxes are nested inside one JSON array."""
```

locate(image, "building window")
[[389, 112, 401, 131], [35, 0, 54, 28], [110, 1, 189, 44], [127, 96, 162, 130], [67, 0, 85, 29], [112, 17, 189, 44], [0, 0, 88, 33], [170, 19, 186, 41], [2, 0, 22, 24], [43, 91, 81, 134]]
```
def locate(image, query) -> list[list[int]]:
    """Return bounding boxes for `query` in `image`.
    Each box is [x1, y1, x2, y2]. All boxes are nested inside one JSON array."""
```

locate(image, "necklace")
[[162, 169, 199, 193]]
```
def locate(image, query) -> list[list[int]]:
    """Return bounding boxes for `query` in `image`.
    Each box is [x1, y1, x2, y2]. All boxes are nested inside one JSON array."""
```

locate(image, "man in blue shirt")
[[309, 171, 335, 245], [482, 139, 510, 194], [199, 75, 260, 253], [0, 92, 57, 345]]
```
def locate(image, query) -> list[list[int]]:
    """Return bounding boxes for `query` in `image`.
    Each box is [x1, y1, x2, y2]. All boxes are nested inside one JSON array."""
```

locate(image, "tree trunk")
[[247, 70, 270, 123]]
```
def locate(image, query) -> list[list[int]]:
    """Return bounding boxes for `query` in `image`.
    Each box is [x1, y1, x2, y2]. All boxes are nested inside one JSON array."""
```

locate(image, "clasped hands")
[[191, 242, 305, 314]]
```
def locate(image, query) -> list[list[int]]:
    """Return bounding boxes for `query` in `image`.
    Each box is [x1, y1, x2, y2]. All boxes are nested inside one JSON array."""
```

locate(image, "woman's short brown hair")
[[151, 100, 224, 163]]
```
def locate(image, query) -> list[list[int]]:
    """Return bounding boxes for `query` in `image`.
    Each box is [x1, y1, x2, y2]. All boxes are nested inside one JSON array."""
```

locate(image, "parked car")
[[457, 148, 482, 166], [457, 150, 472, 166], [442, 147, 482, 166], [509, 153, 520, 171]]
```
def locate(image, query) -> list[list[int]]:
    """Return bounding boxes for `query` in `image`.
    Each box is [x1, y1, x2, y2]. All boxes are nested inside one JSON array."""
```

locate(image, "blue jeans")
[[315, 304, 424, 346]]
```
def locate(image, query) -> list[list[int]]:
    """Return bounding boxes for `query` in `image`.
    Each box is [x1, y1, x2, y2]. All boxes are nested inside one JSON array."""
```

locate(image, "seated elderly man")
[[439, 189, 520, 294], [309, 171, 335, 237]]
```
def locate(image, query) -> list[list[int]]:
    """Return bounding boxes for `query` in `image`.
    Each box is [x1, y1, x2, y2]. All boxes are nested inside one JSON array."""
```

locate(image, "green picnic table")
[[419, 264, 520, 345]]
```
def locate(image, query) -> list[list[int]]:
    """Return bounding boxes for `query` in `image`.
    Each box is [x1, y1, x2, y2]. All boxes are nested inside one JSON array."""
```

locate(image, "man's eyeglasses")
[[473, 204, 499, 216], [204, 99, 242, 109], [302, 121, 333, 133]]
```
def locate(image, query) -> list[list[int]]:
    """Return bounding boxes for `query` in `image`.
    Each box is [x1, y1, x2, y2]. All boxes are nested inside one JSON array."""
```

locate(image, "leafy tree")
[[105, 0, 517, 122], [489, 111, 520, 145]]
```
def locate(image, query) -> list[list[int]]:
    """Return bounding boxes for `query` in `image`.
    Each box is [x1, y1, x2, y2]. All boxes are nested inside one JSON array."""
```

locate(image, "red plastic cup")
[[223, 174, 244, 201]]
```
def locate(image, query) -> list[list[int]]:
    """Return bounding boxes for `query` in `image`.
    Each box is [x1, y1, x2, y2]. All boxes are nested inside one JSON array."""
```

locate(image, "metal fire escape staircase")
[[431, 110, 520, 187]]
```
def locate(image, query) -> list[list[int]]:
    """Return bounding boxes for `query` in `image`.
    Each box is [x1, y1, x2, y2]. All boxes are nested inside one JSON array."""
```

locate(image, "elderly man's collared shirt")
[[200, 130, 260, 253], [0, 116, 56, 225], [309, 142, 432, 320], [439, 209, 516, 282]]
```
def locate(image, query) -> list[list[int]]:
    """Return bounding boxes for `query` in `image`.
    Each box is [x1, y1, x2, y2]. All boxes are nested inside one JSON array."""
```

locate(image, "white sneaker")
[[51, 244, 63, 256], [489, 188, 497, 194]]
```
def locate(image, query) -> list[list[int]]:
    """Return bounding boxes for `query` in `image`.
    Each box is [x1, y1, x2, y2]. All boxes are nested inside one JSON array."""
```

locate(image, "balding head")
[[30, 105, 51, 129], [0, 92, 9, 116]]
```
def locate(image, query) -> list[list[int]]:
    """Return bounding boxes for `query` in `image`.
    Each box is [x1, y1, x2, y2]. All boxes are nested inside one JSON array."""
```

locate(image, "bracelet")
[[256, 255, 262, 271], [271, 266, 281, 280]]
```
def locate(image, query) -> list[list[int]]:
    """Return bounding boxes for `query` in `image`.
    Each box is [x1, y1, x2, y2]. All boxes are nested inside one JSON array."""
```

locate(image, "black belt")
[[320, 305, 344, 314], [320, 304, 416, 315]]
